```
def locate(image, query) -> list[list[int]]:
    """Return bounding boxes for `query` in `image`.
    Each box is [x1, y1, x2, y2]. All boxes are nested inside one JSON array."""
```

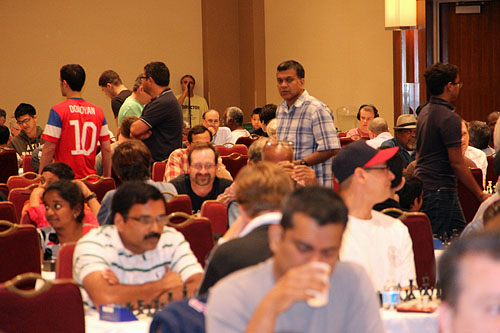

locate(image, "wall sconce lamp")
[[385, 0, 417, 30]]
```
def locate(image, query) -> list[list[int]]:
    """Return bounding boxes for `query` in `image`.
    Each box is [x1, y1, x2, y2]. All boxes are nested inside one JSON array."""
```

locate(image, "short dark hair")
[[252, 108, 262, 116], [188, 142, 219, 166], [439, 232, 500, 308], [119, 116, 139, 139], [111, 181, 167, 221], [424, 62, 459, 96], [112, 140, 152, 181], [180, 74, 195, 85], [42, 162, 75, 180], [98, 70, 122, 87], [281, 186, 348, 230], [60, 64, 86, 92], [259, 104, 277, 125], [468, 120, 490, 150], [132, 75, 143, 92], [144, 62, 170, 86], [187, 125, 212, 143], [0, 125, 10, 144], [42, 180, 84, 223], [14, 103, 36, 119], [277, 60, 305, 79], [397, 175, 423, 210], [0, 109, 6, 118]]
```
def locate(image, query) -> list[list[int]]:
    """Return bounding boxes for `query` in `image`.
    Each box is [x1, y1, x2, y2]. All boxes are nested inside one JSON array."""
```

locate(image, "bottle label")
[[382, 290, 400, 308]]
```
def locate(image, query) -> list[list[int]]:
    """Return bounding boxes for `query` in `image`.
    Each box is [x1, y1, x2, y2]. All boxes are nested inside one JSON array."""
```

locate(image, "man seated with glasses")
[[168, 142, 232, 214], [8, 103, 44, 156], [332, 141, 416, 292], [73, 181, 203, 309]]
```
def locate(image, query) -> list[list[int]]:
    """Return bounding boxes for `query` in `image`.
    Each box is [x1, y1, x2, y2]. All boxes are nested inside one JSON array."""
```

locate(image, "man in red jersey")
[[40, 64, 111, 178]]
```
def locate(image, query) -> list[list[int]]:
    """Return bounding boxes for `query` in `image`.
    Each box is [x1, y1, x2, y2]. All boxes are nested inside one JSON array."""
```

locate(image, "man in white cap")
[[381, 114, 417, 169], [332, 140, 416, 292]]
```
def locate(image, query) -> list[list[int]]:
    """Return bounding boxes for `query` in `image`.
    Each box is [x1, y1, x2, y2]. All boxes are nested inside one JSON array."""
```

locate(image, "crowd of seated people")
[[2, 58, 500, 333]]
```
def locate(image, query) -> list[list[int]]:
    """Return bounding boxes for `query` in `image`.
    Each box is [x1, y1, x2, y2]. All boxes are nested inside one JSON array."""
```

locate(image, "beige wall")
[[0, 0, 204, 134], [264, 0, 395, 131]]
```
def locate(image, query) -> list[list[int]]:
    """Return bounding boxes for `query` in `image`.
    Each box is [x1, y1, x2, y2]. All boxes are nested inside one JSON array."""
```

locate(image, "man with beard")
[[168, 142, 232, 213], [381, 114, 417, 169], [73, 182, 203, 309]]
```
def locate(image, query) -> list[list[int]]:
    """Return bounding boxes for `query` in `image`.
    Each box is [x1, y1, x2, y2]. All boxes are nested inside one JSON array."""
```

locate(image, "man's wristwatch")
[[85, 192, 97, 202], [299, 159, 309, 166]]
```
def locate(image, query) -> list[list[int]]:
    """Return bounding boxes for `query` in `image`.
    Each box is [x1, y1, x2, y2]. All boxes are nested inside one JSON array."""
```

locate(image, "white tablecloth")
[[382, 309, 438, 333]]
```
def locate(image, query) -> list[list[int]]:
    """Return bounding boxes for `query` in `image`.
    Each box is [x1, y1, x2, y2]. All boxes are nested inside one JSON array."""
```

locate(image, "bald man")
[[366, 117, 393, 149]]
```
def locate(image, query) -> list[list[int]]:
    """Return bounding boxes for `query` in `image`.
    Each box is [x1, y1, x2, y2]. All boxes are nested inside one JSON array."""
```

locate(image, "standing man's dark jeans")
[[421, 188, 467, 238]]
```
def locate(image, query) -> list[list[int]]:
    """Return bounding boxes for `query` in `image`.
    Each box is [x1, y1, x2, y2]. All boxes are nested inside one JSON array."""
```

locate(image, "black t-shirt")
[[415, 97, 461, 190], [140, 89, 183, 162], [169, 174, 232, 213], [111, 90, 132, 118]]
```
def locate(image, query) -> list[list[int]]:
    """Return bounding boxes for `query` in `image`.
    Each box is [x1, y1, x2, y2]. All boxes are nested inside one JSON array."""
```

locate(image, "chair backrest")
[[486, 154, 496, 185], [235, 136, 257, 148], [200, 200, 228, 235], [167, 194, 193, 216], [0, 221, 41, 283], [167, 212, 214, 267], [0, 148, 19, 184], [0, 183, 8, 198], [340, 137, 354, 148], [81, 174, 116, 202], [21, 154, 34, 173], [401, 212, 436, 288], [221, 152, 248, 178], [152, 161, 167, 182], [457, 168, 482, 222], [7, 172, 41, 191], [56, 242, 77, 280], [216, 144, 249, 157], [0, 201, 18, 224], [0, 273, 85, 333], [8, 184, 37, 223]]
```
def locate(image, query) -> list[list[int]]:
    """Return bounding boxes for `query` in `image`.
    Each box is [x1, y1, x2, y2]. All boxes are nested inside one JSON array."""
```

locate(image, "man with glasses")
[[332, 140, 415, 292], [201, 109, 233, 146], [130, 61, 183, 162], [8, 103, 44, 156], [168, 142, 232, 213], [416, 63, 488, 238], [381, 114, 417, 169], [74, 181, 203, 309]]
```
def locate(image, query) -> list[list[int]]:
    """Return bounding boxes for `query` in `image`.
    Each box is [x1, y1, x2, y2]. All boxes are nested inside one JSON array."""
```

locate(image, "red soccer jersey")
[[42, 98, 110, 178]]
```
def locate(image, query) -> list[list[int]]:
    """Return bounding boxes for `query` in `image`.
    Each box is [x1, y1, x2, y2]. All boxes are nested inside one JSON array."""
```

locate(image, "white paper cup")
[[306, 261, 331, 307]]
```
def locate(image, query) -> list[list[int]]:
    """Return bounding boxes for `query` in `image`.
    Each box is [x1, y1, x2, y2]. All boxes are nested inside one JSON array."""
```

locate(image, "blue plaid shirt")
[[276, 90, 340, 187]]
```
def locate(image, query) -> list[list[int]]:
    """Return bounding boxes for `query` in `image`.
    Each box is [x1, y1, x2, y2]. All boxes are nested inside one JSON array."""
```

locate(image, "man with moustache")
[[73, 182, 203, 308], [168, 142, 232, 213], [381, 114, 417, 169]]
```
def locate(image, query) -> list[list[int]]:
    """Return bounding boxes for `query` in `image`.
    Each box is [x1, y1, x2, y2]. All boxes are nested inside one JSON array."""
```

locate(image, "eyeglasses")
[[191, 163, 215, 170], [451, 81, 463, 88], [17, 117, 32, 126], [364, 165, 390, 172], [127, 214, 169, 227], [139, 76, 149, 80]]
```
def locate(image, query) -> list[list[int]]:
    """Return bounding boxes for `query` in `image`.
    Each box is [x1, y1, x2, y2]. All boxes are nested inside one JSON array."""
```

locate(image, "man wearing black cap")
[[381, 114, 417, 169], [332, 141, 416, 292]]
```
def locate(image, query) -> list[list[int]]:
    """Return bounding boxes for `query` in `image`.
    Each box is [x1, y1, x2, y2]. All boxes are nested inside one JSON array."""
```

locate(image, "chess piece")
[[137, 299, 144, 315]]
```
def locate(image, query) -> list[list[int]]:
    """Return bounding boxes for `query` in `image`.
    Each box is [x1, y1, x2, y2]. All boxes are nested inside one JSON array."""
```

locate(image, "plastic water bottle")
[[382, 279, 400, 310]]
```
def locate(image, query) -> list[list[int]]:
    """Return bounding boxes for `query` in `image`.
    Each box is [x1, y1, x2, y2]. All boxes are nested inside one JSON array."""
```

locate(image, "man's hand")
[[277, 161, 294, 179], [101, 268, 119, 285], [158, 267, 183, 301], [292, 165, 318, 186], [73, 179, 92, 198]]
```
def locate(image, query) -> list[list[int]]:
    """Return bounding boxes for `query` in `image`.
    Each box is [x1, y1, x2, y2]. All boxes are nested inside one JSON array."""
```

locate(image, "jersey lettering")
[[70, 120, 98, 156]]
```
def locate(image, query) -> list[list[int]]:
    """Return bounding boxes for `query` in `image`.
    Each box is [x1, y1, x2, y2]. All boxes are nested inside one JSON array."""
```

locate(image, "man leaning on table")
[[73, 182, 203, 308]]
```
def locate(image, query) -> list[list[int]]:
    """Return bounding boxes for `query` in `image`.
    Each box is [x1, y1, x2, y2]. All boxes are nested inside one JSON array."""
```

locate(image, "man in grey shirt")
[[206, 187, 383, 333]]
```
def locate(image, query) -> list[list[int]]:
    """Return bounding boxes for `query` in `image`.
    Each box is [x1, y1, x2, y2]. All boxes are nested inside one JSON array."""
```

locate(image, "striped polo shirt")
[[73, 225, 203, 307]]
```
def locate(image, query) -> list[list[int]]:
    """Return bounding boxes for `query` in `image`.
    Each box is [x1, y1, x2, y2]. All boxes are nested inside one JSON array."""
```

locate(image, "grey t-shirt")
[[206, 258, 384, 333]]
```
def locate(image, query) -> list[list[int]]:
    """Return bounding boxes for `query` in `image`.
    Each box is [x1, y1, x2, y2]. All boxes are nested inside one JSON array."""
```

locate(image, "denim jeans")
[[421, 188, 466, 238]]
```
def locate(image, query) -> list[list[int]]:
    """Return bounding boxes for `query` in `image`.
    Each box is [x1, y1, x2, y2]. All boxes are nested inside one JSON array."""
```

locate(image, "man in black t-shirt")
[[416, 63, 488, 237], [169, 142, 232, 213], [98, 70, 132, 122]]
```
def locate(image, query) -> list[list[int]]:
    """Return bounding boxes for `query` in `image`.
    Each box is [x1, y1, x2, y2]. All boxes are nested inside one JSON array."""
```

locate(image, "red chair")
[[7, 172, 41, 191], [201, 200, 228, 235], [0, 183, 8, 198], [457, 168, 482, 223], [216, 144, 249, 157], [167, 212, 214, 267], [166, 195, 193, 216], [0, 273, 85, 333], [340, 137, 354, 148], [8, 184, 37, 223], [401, 212, 436, 288], [0, 148, 18, 184], [338, 132, 347, 138], [56, 242, 76, 280], [81, 174, 116, 202], [221, 152, 248, 178], [486, 154, 496, 185], [235, 136, 257, 148], [152, 160, 167, 182], [0, 221, 41, 283], [21, 154, 34, 173], [0, 202, 17, 224]]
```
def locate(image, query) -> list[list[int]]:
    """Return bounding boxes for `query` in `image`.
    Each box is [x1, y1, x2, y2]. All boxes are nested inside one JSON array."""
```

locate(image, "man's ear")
[[268, 224, 283, 254], [437, 303, 454, 333], [394, 176, 406, 192], [114, 212, 126, 231]]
